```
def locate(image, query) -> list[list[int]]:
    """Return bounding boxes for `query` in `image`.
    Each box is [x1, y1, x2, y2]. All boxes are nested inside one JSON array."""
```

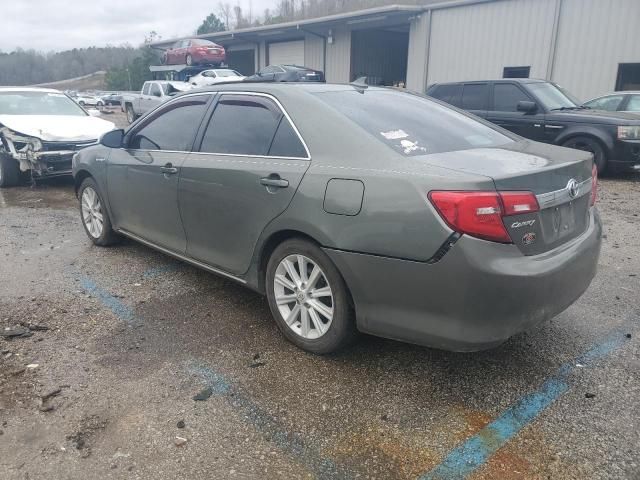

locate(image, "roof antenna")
[[350, 76, 368, 93]]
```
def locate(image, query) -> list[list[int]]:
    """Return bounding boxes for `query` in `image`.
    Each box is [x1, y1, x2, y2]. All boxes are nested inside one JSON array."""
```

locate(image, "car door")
[[142, 83, 162, 114], [460, 83, 489, 119], [486, 82, 546, 140], [106, 94, 212, 253], [178, 92, 311, 275]]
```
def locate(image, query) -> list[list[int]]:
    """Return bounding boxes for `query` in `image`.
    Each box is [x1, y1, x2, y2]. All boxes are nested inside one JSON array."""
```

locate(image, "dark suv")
[[427, 79, 640, 174]]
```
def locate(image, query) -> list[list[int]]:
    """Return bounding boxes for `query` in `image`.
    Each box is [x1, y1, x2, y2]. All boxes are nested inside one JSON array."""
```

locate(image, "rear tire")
[[126, 104, 136, 124], [186, 54, 193, 66], [79, 178, 119, 246], [562, 136, 607, 174], [266, 238, 357, 354], [0, 154, 20, 188]]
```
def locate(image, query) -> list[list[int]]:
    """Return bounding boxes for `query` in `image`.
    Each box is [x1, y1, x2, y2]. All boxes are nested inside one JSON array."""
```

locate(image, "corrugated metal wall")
[[427, 0, 557, 86], [304, 34, 325, 72], [325, 29, 351, 83], [551, 0, 640, 100]]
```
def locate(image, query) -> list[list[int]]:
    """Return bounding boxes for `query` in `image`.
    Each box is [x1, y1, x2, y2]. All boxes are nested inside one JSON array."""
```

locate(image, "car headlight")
[[617, 126, 640, 140]]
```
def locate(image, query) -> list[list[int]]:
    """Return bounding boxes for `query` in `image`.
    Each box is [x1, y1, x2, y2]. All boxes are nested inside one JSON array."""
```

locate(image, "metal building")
[[151, 0, 640, 100]]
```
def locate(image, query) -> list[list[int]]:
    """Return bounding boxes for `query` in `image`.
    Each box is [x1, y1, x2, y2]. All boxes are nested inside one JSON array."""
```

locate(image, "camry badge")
[[567, 179, 579, 199], [522, 232, 537, 245]]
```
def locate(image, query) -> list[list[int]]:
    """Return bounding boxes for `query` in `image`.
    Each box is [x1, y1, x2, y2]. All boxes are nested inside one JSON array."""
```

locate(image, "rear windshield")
[[192, 39, 216, 46], [313, 89, 513, 156]]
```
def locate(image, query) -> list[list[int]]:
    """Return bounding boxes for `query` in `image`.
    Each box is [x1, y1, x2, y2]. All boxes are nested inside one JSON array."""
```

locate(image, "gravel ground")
[[0, 169, 638, 480]]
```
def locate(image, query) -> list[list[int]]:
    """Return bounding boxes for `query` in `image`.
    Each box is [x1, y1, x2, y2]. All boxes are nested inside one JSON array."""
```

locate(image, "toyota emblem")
[[566, 179, 579, 199]]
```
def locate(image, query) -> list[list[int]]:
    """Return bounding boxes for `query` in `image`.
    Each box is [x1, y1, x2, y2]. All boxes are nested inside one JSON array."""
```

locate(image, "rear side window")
[[431, 84, 462, 106], [462, 83, 489, 110], [627, 95, 640, 112], [313, 89, 512, 157], [200, 94, 302, 157], [149, 84, 161, 97], [142, 83, 150, 95], [493, 84, 532, 112], [269, 118, 308, 158], [128, 95, 209, 151]]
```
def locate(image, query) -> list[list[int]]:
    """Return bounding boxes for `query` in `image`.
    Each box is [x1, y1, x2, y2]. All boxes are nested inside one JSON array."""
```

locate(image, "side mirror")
[[517, 101, 538, 113], [100, 129, 124, 148]]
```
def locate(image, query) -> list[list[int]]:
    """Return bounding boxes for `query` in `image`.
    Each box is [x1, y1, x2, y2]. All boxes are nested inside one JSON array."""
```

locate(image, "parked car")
[[73, 84, 601, 354], [162, 39, 226, 66], [75, 93, 104, 107], [0, 87, 114, 187], [426, 79, 640, 174], [583, 91, 640, 115], [189, 69, 245, 87], [244, 65, 325, 83], [101, 93, 123, 106], [121, 81, 192, 124]]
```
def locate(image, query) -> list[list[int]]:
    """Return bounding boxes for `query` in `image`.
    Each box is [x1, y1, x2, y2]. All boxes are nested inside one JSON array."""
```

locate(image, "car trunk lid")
[[422, 141, 594, 255]]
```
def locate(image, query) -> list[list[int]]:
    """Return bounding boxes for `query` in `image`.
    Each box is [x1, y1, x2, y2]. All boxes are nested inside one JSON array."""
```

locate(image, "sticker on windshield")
[[399, 139, 427, 155], [380, 129, 409, 140]]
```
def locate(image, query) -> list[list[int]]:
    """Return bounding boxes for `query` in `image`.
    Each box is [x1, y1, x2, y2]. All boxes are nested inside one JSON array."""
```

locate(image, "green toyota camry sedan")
[[73, 83, 602, 354]]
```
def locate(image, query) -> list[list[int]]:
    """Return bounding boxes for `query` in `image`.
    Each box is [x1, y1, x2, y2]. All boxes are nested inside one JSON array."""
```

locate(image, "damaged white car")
[[0, 87, 115, 187]]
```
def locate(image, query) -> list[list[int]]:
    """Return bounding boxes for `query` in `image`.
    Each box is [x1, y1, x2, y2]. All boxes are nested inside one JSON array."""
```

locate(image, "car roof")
[[0, 87, 62, 93], [433, 78, 547, 86], [189, 82, 375, 96]]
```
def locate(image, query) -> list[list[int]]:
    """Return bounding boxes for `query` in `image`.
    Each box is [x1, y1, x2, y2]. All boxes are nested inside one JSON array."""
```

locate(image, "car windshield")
[[313, 89, 513, 157], [528, 82, 580, 110], [0, 91, 87, 116]]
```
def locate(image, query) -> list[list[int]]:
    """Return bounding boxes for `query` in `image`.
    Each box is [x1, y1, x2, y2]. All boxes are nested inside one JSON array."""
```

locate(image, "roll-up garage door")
[[268, 40, 305, 66]]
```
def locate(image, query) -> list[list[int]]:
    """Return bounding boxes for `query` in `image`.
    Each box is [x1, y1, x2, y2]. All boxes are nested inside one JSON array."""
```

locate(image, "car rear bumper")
[[325, 208, 602, 352], [192, 52, 225, 64]]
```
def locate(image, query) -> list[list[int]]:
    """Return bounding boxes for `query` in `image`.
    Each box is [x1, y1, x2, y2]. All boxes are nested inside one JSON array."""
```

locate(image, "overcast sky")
[[0, 0, 276, 52]]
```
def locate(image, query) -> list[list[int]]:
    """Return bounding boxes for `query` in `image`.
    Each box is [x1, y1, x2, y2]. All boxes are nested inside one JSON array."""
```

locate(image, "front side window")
[[142, 83, 151, 95], [149, 84, 162, 97], [128, 95, 209, 151], [313, 89, 512, 157], [199, 94, 305, 157], [584, 95, 624, 111], [493, 84, 532, 112], [462, 84, 489, 110]]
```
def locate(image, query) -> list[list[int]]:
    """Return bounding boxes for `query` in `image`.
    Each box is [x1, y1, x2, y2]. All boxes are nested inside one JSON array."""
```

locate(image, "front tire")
[[562, 136, 607, 174], [266, 238, 357, 354], [0, 154, 20, 188], [79, 178, 119, 246], [186, 54, 193, 66]]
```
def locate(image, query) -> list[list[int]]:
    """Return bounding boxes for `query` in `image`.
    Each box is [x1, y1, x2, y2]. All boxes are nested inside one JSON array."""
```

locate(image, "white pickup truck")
[[121, 81, 192, 124]]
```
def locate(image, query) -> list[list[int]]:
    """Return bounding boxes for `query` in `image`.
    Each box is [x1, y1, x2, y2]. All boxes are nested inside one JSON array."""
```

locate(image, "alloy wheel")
[[81, 187, 104, 239], [273, 254, 334, 340]]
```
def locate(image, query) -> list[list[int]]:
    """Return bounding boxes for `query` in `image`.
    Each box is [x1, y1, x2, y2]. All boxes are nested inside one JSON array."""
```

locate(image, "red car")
[[162, 39, 226, 67]]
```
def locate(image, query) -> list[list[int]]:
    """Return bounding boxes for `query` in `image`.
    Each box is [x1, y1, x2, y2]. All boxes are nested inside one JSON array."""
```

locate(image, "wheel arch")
[[74, 169, 93, 196], [555, 128, 613, 156], [251, 229, 356, 312]]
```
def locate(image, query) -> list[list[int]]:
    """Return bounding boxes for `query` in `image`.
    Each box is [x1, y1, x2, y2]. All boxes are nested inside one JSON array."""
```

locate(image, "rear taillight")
[[428, 191, 539, 243], [590, 163, 598, 206]]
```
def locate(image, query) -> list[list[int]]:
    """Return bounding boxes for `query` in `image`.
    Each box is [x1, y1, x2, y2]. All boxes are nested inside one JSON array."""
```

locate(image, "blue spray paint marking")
[[419, 330, 629, 480], [142, 263, 182, 279], [79, 276, 138, 325], [189, 363, 353, 480]]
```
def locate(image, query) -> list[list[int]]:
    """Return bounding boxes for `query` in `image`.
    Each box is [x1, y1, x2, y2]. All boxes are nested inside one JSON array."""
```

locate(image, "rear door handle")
[[160, 163, 178, 174], [260, 175, 289, 188]]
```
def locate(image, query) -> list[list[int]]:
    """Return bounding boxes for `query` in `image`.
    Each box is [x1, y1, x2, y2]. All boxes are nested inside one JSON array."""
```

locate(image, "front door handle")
[[160, 163, 178, 175], [260, 175, 289, 188]]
